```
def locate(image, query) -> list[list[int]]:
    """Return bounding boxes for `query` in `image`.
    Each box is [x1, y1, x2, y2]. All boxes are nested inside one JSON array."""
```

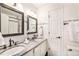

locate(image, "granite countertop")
[[0, 38, 47, 56]]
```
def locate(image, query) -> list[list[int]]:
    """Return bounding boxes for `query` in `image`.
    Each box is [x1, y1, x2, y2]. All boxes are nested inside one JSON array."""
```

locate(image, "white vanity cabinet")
[[34, 41, 47, 56], [40, 41, 47, 56], [64, 4, 79, 21], [23, 49, 34, 56], [22, 40, 47, 56]]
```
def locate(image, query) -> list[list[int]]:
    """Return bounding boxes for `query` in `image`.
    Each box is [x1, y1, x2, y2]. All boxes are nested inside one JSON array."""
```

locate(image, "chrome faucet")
[[9, 38, 15, 47]]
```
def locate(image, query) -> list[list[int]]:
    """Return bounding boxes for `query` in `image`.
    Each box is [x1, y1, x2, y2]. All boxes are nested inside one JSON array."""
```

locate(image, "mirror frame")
[[0, 3, 24, 37], [27, 15, 38, 34]]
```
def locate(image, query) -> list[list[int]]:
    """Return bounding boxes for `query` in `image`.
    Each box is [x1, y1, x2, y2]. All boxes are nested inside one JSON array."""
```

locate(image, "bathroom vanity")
[[22, 39, 47, 56], [0, 38, 47, 56]]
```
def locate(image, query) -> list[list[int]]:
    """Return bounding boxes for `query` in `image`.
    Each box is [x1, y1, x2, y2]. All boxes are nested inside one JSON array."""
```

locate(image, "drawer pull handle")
[[56, 36, 61, 39], [68, 49, 72, 51]]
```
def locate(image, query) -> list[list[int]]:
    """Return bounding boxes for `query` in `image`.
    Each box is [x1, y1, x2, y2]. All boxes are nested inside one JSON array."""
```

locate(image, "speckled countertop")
[[0, 38, 47, 56]]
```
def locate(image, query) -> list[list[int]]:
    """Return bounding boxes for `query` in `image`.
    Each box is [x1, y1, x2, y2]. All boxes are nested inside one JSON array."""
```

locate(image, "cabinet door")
[[34, 44, 41, 56], [64, 4, 79, 21], [23, 50, 34, 56], [34, 41, 47, 56], [40, 41, 47, 56]]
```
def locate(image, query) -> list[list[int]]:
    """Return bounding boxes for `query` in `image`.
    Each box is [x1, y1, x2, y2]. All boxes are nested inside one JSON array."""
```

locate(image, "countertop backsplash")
[[3, 35, 26, 47]]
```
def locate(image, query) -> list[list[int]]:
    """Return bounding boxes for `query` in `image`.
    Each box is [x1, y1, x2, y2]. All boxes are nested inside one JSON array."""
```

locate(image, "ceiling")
[[22, 3, 53, 9], [32, 3, 48, 8], [21, 3, 64, 14], [22, 3, 64, 9]]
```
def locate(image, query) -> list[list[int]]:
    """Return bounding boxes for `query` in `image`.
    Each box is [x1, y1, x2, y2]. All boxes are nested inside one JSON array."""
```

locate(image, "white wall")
[[37, 6, 49, 39]]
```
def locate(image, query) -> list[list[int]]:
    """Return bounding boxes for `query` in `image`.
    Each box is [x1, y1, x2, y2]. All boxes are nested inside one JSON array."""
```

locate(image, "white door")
[[48, 8, 64, 56]]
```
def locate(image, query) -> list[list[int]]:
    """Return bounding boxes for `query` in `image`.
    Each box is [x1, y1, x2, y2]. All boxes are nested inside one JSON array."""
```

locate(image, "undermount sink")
[[0, 45, 25, 56]]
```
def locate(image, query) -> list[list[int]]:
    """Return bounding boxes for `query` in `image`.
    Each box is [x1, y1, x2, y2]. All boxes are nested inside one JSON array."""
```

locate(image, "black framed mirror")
[[0, 3, 24, 37], [27, 15, 37, 34]]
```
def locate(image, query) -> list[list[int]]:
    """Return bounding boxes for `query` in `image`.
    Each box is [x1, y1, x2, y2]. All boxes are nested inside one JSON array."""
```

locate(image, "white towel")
[[0, 32, 5, 46]]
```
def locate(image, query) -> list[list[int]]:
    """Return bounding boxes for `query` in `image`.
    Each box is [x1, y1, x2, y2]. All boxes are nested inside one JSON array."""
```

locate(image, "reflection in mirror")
[[0, 4, 24, 37], [27, 15, 37, 34], [29, 17, 36, 32]]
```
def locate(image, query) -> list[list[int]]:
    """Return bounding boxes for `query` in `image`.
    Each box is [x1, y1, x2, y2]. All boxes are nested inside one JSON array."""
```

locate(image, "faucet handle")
[[14, 41, 19, 45], [9, 38, 15, 47], [9, 38, 12, 47]]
